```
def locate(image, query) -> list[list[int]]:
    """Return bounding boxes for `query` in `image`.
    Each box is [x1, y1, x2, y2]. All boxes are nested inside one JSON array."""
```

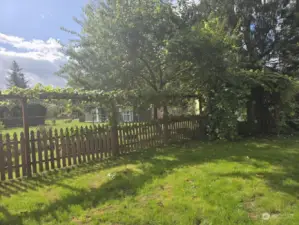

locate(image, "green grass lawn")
[[1, 137, 299, 225], [0, 119, 104, 136]]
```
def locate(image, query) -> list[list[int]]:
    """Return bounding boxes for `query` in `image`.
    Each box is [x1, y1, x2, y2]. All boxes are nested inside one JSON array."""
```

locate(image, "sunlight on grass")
[[1, 137, 299, 224]]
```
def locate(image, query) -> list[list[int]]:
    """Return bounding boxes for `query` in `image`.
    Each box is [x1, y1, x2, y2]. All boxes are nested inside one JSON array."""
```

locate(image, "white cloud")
[[0, 48, 63, 62], [0, 33, 66, 89], [0, 33, 64, 62]]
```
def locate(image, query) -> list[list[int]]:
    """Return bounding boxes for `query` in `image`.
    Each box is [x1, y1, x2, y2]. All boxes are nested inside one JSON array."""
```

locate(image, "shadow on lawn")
[[0, 157, 133, 198], [1, 138, 299, 224]]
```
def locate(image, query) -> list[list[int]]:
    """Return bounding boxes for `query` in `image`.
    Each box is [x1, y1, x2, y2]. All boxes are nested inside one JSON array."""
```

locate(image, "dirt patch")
[[91, 205, 116, 216], [71, 217, 83, 225], [243, 197, 257, 221], [248, 212, 258, 220]]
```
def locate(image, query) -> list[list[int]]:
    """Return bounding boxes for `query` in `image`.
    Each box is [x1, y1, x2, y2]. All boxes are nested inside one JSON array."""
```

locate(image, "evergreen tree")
[[6, 61, 29, 89]]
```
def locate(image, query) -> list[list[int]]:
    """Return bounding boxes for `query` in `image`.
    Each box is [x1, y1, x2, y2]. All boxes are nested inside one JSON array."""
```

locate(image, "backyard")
[[0, 137, 299, 225], [1, 1, 299, 224]]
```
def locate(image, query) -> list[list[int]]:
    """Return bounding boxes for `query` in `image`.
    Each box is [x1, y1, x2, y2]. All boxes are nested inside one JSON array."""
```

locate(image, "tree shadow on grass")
[[215, 139, 299, 197], [1, 138, 299, 224], [0, 153, 149, 197], [0, 155, 185, 224], [218, 170, 299, 199]]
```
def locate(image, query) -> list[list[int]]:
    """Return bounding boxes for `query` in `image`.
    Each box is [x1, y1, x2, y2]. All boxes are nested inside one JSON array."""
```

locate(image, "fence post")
[[110, 101, 119, 156], [21, 98, 31, 177]]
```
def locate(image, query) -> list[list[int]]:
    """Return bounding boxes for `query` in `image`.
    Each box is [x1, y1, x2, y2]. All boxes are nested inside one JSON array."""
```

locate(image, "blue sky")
[[0, 0, 86, 44], [0, 0, 198, 89], [0, 0, 87, 88]]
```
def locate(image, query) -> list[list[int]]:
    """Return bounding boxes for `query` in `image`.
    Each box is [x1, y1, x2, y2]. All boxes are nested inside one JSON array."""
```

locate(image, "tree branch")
[[124, 67, 158, 92], [138, 55, 158, 89]]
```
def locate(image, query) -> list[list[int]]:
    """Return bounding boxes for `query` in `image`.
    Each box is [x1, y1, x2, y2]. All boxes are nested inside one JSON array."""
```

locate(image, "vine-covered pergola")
[[0, 86, 201, 176], [0, 86, 122, 176]]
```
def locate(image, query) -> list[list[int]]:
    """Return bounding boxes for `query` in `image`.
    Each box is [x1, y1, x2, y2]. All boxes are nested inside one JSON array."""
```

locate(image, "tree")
[[6, 61, 29, 89], [60, 0, 198, 117], [60, 0, 254, 138], [60, 0, 299, 139], [184, 0, 299, 135]]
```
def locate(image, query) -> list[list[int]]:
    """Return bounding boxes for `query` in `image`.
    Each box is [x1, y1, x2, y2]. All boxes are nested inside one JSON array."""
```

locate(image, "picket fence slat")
[[123, 126, 127, 153], [13, 133, 20, 178], [84, 126, 89, 162], [150, 124, 154, 147], [131, 125, 135, 150], [49, 129, 55, 170], [99, 128, 103, 159], [73, 128, 78, 165], [20, 132, 27, 177], [79, 127, 85, 163], [76, 127, 82, 164], [103, 128, 108, 157], [93, 126, 99, 159], [65, 128, 71, 166], [0, 134, 5, 181], [54, 129, 61, 169], [37, 131, 43, 172], [90, 126, 95, 160], [92, 126, 96, 159], [108, 127, 112, 156], [42, 131, 49, 171], [6, 134, 13, 180], [118, 127, 123, 154], [30, 131, 37, 174], [108, 128, 112, 156], [0, 116, 201, 181], [70, 128, 76, 165], [60, 129, 67, 167]]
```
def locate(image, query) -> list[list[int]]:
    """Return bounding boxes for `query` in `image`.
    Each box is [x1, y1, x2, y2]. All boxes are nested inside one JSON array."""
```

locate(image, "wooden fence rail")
[[0, 116, 200, 181]]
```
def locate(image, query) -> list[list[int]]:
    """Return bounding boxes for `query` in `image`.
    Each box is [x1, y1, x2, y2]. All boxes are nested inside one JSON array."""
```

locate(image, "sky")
[[0, 0, 88, 89], [0, 0, 200, 89]]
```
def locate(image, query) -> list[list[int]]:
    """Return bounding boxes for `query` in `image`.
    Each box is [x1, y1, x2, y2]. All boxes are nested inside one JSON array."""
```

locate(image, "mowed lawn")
[[1, 137, 299, 225]]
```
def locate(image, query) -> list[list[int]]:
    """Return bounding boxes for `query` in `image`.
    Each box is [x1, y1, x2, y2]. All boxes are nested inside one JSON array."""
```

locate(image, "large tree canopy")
[[60, 0, 299, 139]]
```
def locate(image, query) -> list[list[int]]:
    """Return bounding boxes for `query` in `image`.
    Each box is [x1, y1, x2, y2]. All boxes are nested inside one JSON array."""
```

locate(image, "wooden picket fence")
[[0, 116, 200, 181]]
